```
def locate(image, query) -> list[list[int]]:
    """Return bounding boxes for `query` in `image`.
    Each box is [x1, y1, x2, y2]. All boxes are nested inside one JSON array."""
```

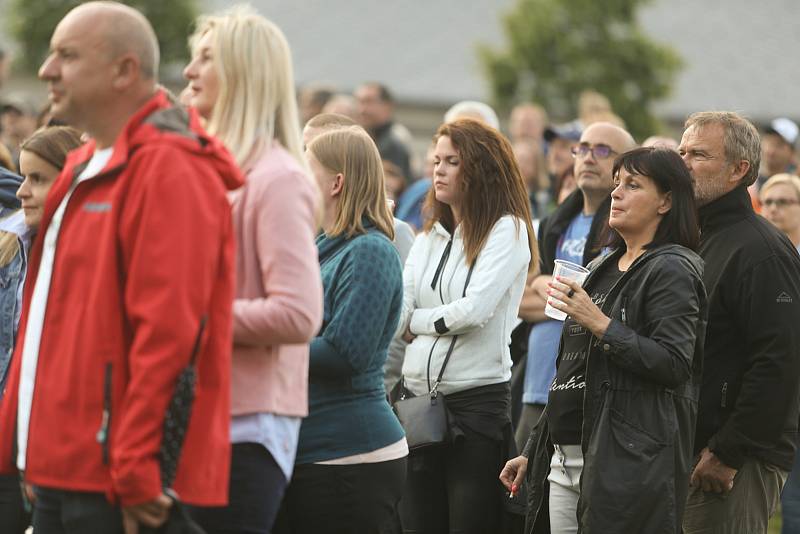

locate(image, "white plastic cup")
[[545, 259, 590, 321]]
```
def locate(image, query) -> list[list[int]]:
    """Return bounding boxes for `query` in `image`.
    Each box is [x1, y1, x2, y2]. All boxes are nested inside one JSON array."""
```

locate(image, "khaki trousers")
[[683, 458, 788, 534]]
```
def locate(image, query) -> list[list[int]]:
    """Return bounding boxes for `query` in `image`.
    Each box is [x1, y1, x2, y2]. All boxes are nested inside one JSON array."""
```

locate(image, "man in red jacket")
[[0, 2, 243, 532]]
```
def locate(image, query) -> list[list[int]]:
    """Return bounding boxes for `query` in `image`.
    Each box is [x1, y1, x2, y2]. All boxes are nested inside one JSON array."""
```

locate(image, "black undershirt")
[[546, 262, 624, 445]]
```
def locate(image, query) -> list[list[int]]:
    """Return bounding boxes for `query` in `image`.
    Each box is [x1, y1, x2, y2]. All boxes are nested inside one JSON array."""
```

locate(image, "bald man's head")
[[64, 1, 160, 80], [39, 1, 160, 142], [574, 122, 637, 196]]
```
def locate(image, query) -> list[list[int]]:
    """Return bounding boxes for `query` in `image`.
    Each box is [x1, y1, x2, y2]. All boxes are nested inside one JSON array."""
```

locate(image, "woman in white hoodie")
[[397, 118, 537, 533]]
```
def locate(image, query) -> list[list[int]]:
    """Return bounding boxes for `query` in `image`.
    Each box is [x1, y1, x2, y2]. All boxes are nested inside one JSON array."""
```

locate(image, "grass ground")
[[769, 507, 782, 533]]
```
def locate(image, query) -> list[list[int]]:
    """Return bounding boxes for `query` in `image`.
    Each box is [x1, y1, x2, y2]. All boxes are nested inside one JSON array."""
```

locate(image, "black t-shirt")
[[547, 262, 624, 445]]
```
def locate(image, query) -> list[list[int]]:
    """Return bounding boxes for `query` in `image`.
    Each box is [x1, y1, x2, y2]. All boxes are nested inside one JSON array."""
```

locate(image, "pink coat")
[[230, 142, 323, 417]]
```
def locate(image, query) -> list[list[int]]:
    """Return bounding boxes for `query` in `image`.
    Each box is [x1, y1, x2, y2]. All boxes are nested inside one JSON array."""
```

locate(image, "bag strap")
[[428, 262, 476, 396]]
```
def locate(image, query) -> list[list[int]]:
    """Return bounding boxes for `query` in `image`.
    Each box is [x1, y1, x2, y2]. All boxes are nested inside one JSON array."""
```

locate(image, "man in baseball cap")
[[0, 94, 39, 168], [758, 117, 798, 188]]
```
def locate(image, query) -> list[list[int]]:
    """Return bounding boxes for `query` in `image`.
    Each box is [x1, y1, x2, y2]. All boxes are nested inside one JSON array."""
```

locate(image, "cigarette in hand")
[[509, 484, 518, 498]]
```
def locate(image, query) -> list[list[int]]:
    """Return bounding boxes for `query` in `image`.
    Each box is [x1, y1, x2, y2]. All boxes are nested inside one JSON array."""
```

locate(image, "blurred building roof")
[[205, 0, 800, 123], [0, 0, 798, 124]]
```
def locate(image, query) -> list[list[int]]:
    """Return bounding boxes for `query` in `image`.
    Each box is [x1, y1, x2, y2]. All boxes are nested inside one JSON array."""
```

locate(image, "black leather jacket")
[[524, 244, 707, 534]]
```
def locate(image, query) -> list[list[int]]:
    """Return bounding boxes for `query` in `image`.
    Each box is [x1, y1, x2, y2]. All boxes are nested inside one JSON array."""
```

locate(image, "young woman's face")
[[609, 169, 671, 238], [761, 183, 800, 237], [182, 31, 220, 120], [432, 135, 463, 208], [17, 149, 62, 229]]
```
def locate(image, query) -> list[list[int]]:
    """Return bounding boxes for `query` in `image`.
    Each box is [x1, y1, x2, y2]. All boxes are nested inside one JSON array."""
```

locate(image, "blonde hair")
[[0, 143, 15, 173], [761, 173, 800, 202], [190, 5, 305, 169], [0, 228, 18, 267], [307, 126, 395, 240]]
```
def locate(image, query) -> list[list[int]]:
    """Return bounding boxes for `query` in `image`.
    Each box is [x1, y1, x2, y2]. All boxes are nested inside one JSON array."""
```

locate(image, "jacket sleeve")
[[600, 256, 704, 389], [394, 233, 424, 339], [393, 219, 416, 267], [708, 254, 800, 469], [111, 146, 233, 506], [409, 217, 530, 336], [232, 171, 323, 346], [310, 238, 402, 377]]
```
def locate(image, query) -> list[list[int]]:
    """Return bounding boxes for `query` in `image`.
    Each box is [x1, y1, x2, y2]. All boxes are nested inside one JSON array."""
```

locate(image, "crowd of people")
[[0, 2, 798, 534]]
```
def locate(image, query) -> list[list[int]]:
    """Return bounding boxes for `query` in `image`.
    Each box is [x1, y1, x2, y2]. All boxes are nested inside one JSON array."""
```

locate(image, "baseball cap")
[[0, 93, 38, 117], [765, 118, 799, 147], [544, 122, 582, 143]]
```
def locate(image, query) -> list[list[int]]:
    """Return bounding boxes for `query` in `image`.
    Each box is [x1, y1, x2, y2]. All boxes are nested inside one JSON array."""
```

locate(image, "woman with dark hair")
[[501, 146, 707, 533], [0, 126, 82, 533], [397, 118, 537, 533]]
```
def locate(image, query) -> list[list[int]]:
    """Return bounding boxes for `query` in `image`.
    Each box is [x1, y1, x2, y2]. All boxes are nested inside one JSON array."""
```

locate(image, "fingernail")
[[511, 484, 518, 493]]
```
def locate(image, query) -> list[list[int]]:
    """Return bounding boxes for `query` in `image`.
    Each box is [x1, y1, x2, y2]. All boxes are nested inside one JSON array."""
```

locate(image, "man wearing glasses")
[[516, 122, 635, 461]]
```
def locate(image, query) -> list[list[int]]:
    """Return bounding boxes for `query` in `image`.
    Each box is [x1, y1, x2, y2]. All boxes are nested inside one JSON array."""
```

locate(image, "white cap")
[[766, 117, 799, 147]]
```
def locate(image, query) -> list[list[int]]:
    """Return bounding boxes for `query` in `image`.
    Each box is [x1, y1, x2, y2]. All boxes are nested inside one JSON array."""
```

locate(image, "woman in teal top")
[[275, 126, 407, 534]]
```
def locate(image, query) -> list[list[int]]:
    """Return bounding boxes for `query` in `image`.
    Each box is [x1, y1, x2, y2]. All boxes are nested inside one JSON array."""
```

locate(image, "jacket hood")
[[590, 243, 704, 280], [431, 220, 461, 240], [0, 167, 22, 210], [67, 90, 244, 193]]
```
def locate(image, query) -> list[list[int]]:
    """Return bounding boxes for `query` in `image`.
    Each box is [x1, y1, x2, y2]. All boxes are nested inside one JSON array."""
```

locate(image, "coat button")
[[603, 343, 611, 352]]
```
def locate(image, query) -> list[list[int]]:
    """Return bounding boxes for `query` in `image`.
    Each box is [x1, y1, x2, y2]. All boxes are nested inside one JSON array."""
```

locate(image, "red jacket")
[[0, 91, 243, 506]]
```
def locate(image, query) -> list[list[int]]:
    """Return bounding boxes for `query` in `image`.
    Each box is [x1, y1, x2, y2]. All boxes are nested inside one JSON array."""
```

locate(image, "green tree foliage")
[[480, 0, 682, 138], [9, 0, 198, 74]]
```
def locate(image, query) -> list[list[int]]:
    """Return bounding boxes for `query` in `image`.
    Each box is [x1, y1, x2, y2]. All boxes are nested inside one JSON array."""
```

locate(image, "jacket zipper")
[[95, 362, 113, 465], [431, 237, 454, 304], [720, 381, 728, 408]]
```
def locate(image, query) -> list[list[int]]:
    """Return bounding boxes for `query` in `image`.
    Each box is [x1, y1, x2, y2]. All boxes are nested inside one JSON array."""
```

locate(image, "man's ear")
[[111, 53, 140, 91], [729, 159, 751, 185], [658, 191, 672, 215]]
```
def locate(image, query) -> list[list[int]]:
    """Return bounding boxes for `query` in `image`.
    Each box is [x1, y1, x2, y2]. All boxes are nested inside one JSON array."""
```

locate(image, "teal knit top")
[[296, 225, 405, 464]]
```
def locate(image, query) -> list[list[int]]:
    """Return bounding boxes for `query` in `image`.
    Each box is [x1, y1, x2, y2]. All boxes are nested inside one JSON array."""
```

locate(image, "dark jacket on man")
[[694, 185, 800, 471], [537, 189, 611, 275], [370, 121, 412, 183], [524, 244, 707, 534]]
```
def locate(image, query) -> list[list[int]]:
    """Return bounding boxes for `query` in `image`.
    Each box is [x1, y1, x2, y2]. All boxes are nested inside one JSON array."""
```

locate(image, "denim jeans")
[[399, 433, 503, 534], [275, 457, 407, 534], [190, 442, 288, 534], [32, 486, 122, 534], [0, 473, 30, 534], [782, 451, 800, 534]]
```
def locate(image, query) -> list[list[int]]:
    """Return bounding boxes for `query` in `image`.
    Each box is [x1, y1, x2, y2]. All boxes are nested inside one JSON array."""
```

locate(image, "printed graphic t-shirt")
[[524, 212, 595, 405], [546, 262, 624, 445]]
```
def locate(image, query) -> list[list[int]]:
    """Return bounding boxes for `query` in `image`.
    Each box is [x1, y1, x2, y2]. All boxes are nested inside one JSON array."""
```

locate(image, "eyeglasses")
[[571, 144, 617, 160], [762, 198, 800, 208]]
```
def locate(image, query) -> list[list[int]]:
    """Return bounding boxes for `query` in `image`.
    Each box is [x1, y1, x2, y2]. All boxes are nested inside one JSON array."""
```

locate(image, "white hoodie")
[[399, 215, 530, 396]]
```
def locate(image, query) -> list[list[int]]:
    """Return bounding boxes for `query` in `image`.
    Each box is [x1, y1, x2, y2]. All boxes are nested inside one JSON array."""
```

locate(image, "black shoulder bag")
[[393, 263, 475, 451]]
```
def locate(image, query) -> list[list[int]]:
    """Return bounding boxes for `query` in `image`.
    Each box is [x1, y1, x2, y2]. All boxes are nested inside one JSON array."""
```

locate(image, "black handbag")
[[393, 262, 475, 451]]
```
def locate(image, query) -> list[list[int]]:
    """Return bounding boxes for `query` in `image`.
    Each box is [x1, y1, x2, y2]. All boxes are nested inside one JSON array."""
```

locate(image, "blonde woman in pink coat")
[[183, 6, 323, 533]]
